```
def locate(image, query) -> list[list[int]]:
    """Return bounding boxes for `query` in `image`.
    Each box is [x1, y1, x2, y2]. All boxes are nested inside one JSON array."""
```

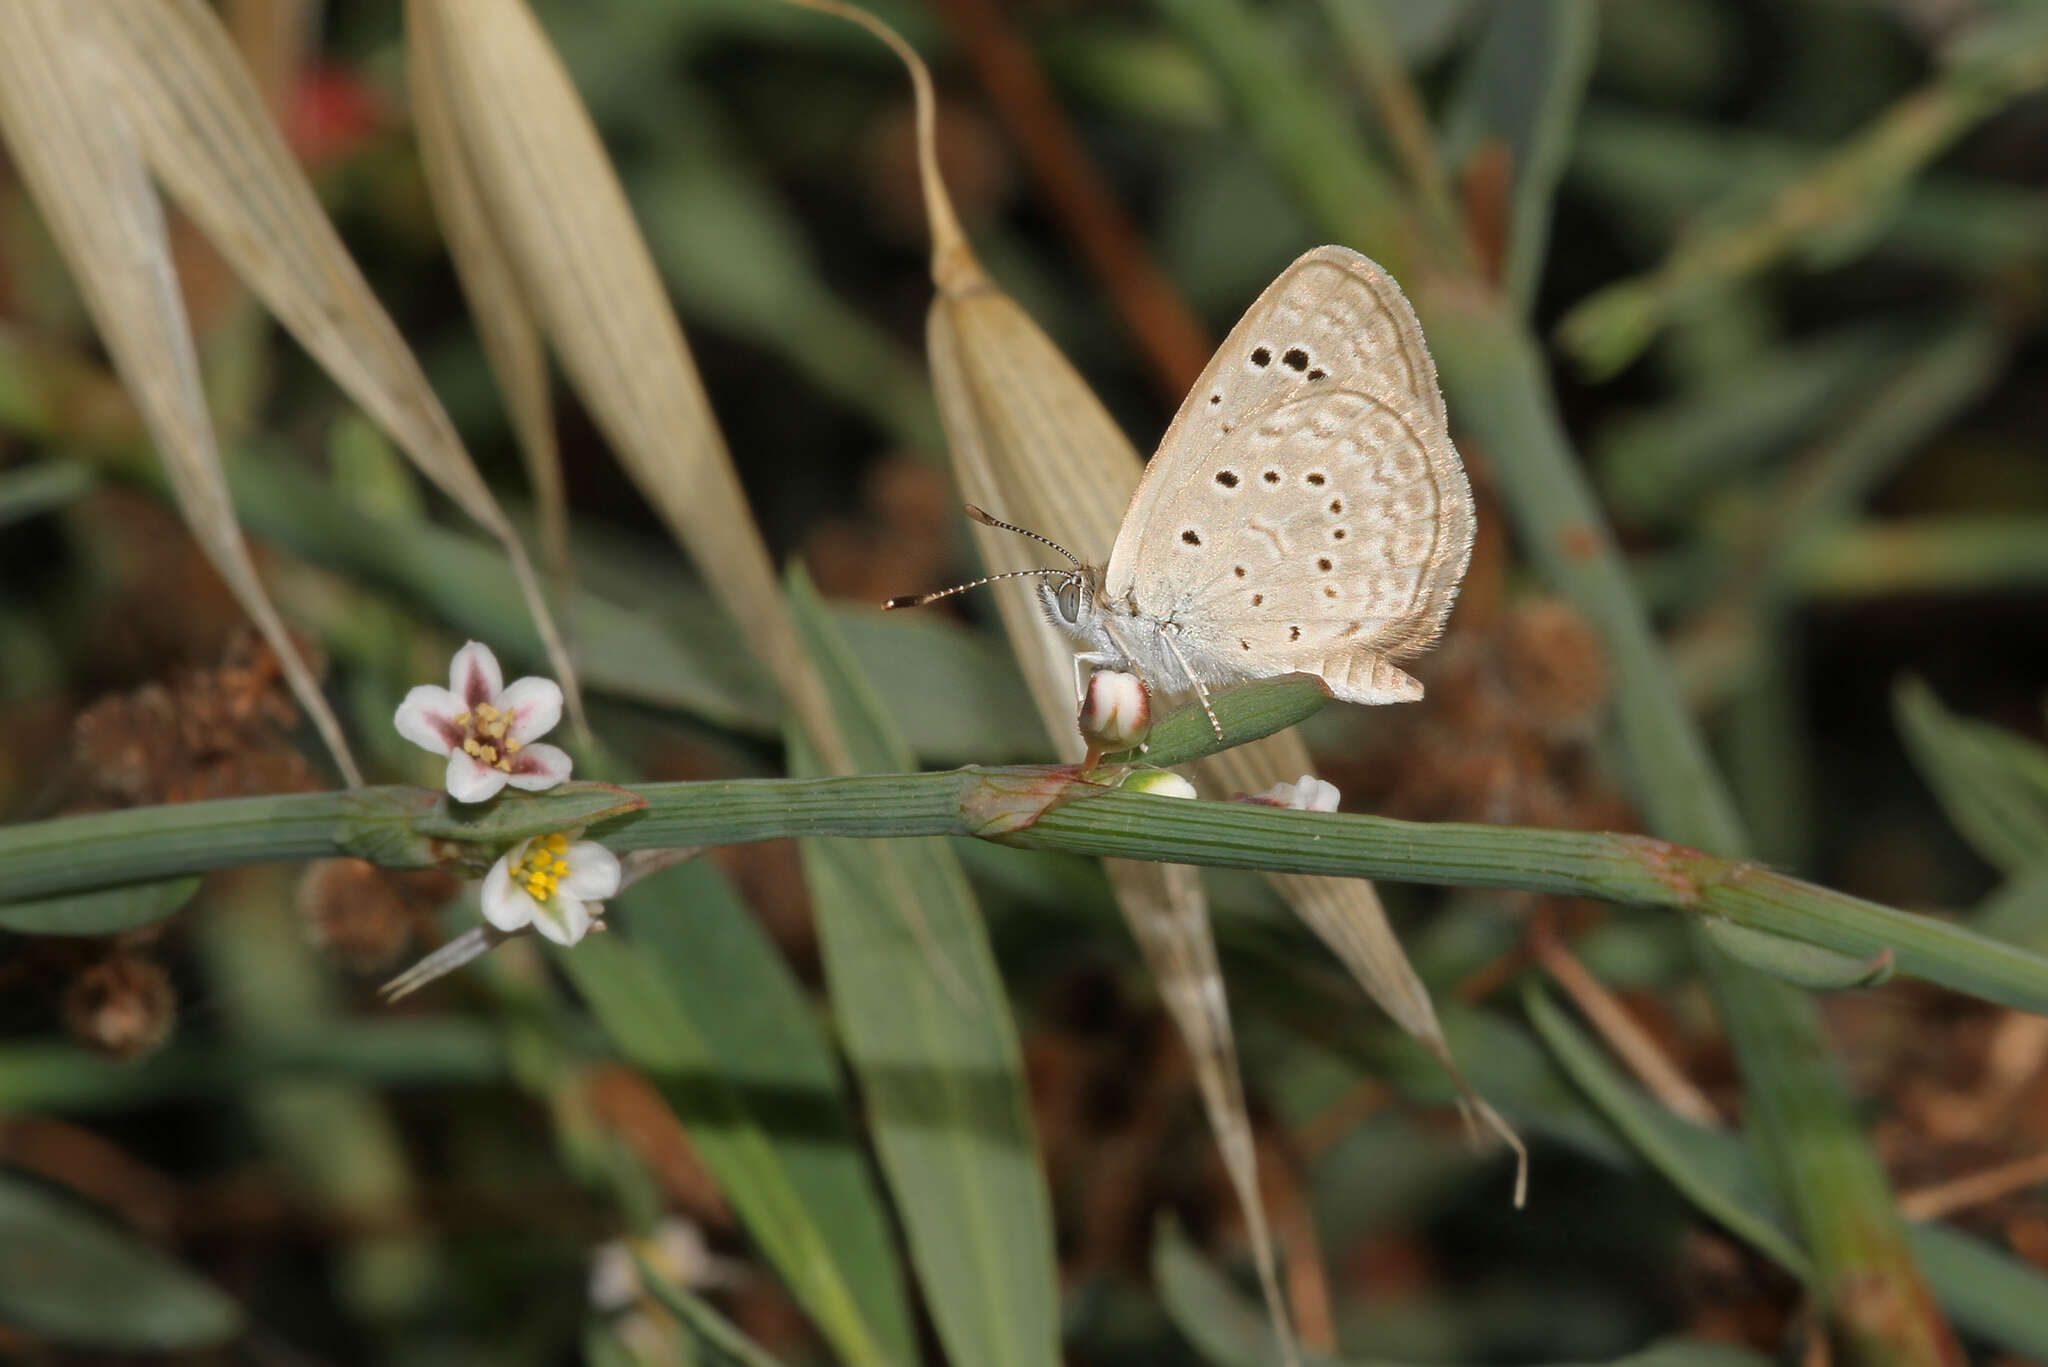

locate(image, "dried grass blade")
[[0, 0, 359, 786], [1105, 860, 1297, 1356], [410, 0, 848, 771], [408, 13, 571, 586], [930, 254, 1524, 1201], [78, 0, 583, 730]]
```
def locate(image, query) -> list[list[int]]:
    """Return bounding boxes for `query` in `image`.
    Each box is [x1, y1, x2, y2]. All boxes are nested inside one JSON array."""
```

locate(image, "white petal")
[[446, 751, 509, 803], [1299, 777, 1341, 813], [504, 742, 573, 791], [532, 893, 591, 946], [448, 640, 505, 709], [559, 841, 622, 900], [480, 850, 536, 932], [498, 676, 564, 743], [393, 684, 463, 755]]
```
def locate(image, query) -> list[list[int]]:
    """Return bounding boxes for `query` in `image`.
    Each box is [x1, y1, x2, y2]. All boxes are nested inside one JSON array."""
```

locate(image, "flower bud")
[[1122, 768, 1197, 799], [1249, 774, 1342, 812], [1079, 670, 1151, 750]]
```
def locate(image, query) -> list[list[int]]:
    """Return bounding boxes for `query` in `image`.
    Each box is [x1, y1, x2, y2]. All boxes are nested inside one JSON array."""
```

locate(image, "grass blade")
[[561, 860, 916, 1367], [1163, 0, 1966, 1351], [1442, 0, 1598, 312], [78, 0, 582, 732], [409, 0, 849, 771], [1526, 981, 2048, 1360], [408, 11, 569, 585], [785, 564, 1061, 1367], [0, 0, 359, 784], [0, 1173, 242, 1350], [1556, 11, 2048, 376], [1895, 677, 2048, 876]]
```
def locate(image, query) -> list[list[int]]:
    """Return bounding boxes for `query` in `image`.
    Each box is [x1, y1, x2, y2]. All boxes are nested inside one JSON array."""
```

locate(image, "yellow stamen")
[[504, 738, 523, 753], [478, 744, 498, 765], [552, 859, 569, 875], [455, 711, 471, 726], [488, 719, 509, 739], [462, 738, 482, 757], [546, 834, 567, 853]]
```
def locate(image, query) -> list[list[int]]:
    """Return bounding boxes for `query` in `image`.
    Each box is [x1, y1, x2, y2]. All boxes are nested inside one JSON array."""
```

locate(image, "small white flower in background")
[[482, 830, 620, 946], [1078, 669, 1150, 750], [1122, 768, 1198, 799], [394, 640, 573, 802], [588, 1217, 733, 1313], [1248, 774, 1342, 812]]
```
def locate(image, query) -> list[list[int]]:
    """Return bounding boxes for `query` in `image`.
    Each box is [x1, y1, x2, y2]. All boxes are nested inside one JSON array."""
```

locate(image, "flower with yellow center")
[[480, 830, 619, 946]]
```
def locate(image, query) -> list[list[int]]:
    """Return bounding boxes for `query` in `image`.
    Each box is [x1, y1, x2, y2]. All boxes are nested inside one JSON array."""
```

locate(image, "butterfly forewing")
[[1102, 246, 1473, 701]]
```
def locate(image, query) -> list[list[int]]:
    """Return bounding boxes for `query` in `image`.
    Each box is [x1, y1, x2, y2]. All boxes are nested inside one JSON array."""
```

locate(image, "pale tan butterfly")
[[889, 245, 1474, 738]]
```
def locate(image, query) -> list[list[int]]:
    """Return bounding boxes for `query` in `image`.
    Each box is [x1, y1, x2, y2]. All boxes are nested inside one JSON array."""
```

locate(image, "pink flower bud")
[[1079, 670, 1151, 750]]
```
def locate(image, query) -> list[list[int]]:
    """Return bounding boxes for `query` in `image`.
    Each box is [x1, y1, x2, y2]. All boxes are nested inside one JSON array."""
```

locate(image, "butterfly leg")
[[1157, 628, 1224, 741]]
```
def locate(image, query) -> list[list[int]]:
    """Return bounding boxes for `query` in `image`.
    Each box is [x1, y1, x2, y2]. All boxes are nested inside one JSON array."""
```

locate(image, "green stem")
[[9, 774, 2048, 1017]]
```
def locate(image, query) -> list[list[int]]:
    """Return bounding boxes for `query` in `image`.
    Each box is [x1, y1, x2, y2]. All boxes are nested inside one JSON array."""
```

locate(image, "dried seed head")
[[1502, 599, 1607, 733], [299, 858, 454, 973], [71, 630, 319, 807], [63, 955, 176, 1060]]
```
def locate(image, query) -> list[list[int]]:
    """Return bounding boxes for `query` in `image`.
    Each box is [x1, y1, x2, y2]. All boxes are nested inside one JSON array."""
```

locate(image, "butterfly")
[[889, 245, 1474, 739]]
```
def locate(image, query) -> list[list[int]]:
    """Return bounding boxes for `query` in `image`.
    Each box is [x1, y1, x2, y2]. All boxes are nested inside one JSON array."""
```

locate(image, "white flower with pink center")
[[393, 641, 572, 802]]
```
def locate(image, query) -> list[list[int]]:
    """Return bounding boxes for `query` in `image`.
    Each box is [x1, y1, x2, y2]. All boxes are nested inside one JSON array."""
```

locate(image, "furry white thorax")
[[1037, 566, 1224, 697]]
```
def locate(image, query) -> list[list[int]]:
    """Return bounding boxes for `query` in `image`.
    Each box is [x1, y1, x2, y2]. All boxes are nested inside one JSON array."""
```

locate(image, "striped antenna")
[[882, 505, 1083, 610], [883, 567, 1067, 610]]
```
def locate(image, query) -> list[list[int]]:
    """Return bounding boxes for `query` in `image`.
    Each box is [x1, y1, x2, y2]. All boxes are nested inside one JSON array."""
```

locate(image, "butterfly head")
[[1035, 565, 1114, 653]]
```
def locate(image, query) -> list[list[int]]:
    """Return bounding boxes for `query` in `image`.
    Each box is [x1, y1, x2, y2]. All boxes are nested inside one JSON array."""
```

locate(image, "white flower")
[[1250, 774, 1342, 812], [481, 830, 620, 946], [588, 1218, 718, 1312], [1122, 768, 1198, 799], [1079, 669, 1151, 750], [394, 640, 572, 802]]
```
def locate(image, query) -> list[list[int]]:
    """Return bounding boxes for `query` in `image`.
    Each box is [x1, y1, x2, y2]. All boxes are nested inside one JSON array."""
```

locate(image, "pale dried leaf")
[[408, 12, 571, 583], [887, 0, 1527, 1276], [0, 0, 359, 785], [1105, 860, 1295, 1356], [77, 0, 583, 730], [930, 248, 1527, 1202], [411, 0, 848, 771]]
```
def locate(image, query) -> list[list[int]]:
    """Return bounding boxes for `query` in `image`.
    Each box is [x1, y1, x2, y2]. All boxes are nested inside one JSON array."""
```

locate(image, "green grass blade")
[[1523, 982, 1810, 1276], [633, 1248, 793, 1367], [1526, 981, 2048, 1359], [0, 1174, 242, 1350], [561, 862, 915, 1367], [1895, 677, 2048, 875], [0, 876, 200, 935], [784, 566, 1061, 1367], [1443, 0, 1597, 314]]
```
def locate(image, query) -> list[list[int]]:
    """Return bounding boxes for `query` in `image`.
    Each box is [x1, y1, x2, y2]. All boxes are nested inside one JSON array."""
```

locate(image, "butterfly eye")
[[1057, 578, 1083, 623]]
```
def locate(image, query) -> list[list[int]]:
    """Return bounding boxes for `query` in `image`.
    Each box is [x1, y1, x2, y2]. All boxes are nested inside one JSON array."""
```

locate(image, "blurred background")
[[1, 0, 2046, 1362]]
